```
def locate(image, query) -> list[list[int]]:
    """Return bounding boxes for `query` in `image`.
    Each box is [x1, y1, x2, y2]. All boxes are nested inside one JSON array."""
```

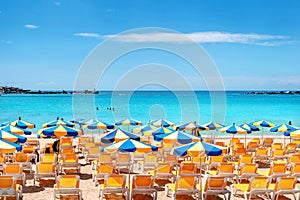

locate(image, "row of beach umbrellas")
[[1, 116, 300, 153]]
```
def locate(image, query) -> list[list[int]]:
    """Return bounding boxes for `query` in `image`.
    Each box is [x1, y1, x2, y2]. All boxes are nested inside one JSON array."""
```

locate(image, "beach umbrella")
[[81, 118, 99, 125], [0, 139, 22, 153], [172, 141, 225, 198], [70, 118, 85, 124], [38, 125, 81, 138], [0, 130, 27, 143], [115, 118, 142, 131], [154, 130, 201, 144], [100, 139, 158, 192], [219, 123, 251, 135], [219, 123, 251, 150], [150, 118, 175, 127], [203, 121, 224, 130], [239, 123, 260, 147], [8, 117, 35, 129], [85, 121, 115, 130], [84, 121, 115, 137], [101, 139, 158, 153], [0, 125, 32, 135], [177, 121, 208, 136], [270, 123, 298, 144], [43, 118, 75, 128], [270, 124, 298, 133], [133, 124, 156, 134], [177, 121, 208, 131], [101, 128, 140, 144], [252, 120, 276, 140], [173, 141, 225, 157], [145, 127, 173, 136], [202, 121, 224, 142]]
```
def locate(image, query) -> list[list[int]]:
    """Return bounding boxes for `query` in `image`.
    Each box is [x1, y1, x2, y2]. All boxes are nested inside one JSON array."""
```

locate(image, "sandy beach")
[[15, 136, 295, 200]]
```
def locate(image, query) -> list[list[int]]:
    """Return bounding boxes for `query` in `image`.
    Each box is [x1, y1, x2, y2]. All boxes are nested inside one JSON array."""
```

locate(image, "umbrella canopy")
[[252, 120, 276, 127], [115, 118, 142, 126], [82, 118, 99, 125], [177, 121, 208, 131], [85, 121, 115, 130], [38, 125, 81, 138], [8, 119, 35, 129], [0, 125, 32, 135], [101, 128, 140, 144], [133, 124, 156, 134], [150, 119, 175, 127], [173, 141, 225, 157], [101, 139, 158, 153], [290, 129, 300, 139], [146, 127, 173, 136], [240, 123, 260, 131], [0, 130, 27, 143], [270, 124, 298, 133], [70, 118, 85, 124], [43, 119, 75, 128], [202, 121, 224, 130], [219, 123, 251, 134], [154, 130, 201, 144], [0, 139, 22, 153]]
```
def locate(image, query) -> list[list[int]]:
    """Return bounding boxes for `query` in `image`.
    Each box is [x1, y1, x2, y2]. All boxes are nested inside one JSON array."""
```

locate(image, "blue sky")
[[0, 0, 299, 90]]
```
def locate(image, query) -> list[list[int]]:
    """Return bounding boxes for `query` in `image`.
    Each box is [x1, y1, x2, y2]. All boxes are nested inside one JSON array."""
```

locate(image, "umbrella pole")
[[262, 128, 264, 141], [245, 134, 246, 148]]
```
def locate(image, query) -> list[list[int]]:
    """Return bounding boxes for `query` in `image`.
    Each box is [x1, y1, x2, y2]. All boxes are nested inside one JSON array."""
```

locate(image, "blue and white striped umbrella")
[[154, 130, 201, 144], [150, 119, 175, 127], [173, 141, 225, 157], [101, 128, 140, 144], [101, 139, 158, 153]]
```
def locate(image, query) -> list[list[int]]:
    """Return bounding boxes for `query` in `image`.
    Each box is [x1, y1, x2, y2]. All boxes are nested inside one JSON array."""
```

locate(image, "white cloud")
[[105, 31, 290, 46], [53, 1, 61, 6], [24, 24, 39, 29], [73, 33, 100, 38]]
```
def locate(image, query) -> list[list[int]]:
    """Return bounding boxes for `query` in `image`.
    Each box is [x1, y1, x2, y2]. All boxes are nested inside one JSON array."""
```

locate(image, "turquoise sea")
[[0, 91, 299, 137]]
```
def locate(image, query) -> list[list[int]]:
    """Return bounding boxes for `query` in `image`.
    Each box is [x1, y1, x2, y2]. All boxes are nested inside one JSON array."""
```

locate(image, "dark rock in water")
[[246, 91, 300, 95]]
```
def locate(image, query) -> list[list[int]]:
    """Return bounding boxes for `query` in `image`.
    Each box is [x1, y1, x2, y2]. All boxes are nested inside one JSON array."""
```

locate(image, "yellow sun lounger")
[[98, 174, 128, 200], [0, 175, 23, 200], [53, 175, 82, 200]]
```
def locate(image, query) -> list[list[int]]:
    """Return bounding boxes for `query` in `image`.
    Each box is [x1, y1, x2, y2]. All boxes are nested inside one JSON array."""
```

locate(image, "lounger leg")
[[164, 185, 169, 197]]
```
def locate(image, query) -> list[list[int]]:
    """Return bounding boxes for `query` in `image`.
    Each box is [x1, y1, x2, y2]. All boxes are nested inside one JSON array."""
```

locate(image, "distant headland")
[[0, 86, 99, 94]]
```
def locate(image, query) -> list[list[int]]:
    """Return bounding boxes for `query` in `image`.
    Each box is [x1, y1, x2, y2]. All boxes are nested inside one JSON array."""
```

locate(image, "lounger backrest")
[[176, 175, 197, 190], [250, 176, 269, 191], [37, 163, 55, 173], [205, 177, 226, 191], [56, 175, 80, 188], [15, 153, 29, 162], [275, 177, 296, 191], [156, 163, 172, 174], [40, 153, 57, 163], [272, 163, 286, 174], [105, 174, 126, 188], [3, 164, 22, 174], [240, 163, 257, 175], [218, 163, 234, 174], [98, 163, 114, 173], [133, 175, 154, 189], [179, 163, 196, 175], [239, 155, 253, 164]]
